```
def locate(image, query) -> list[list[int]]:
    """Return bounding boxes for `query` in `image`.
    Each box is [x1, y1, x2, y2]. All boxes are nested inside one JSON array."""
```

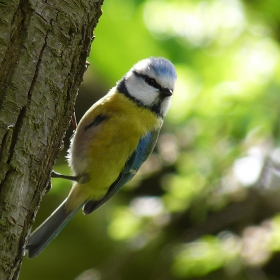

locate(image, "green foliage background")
[[21, 0, 280, 279]]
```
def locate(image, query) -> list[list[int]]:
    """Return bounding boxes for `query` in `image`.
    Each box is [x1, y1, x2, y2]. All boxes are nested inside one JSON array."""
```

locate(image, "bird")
[[26, 57, 177, 258]]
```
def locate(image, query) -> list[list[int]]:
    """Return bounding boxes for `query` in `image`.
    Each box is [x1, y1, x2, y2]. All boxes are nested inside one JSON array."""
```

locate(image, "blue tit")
[[26, 57, 177, 258]]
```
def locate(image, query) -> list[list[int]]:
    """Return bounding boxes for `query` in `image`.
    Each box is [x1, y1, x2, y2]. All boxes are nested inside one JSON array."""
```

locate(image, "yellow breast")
[[66, 88, 162, 210]]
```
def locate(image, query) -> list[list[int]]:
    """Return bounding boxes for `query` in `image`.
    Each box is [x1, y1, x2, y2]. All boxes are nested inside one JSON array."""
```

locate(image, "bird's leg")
[[51, 171, 89, 184], [51, 171, 79, 182], [71, 108, 77, 130], [51, 110, 78, 182]]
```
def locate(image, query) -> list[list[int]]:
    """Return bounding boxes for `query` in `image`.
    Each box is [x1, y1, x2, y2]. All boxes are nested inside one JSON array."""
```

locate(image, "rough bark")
[[0, 0, 103, 279]]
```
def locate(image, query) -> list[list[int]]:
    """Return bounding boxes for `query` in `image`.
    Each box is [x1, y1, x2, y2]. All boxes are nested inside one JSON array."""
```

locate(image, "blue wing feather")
[[83, 128, 160, 214]]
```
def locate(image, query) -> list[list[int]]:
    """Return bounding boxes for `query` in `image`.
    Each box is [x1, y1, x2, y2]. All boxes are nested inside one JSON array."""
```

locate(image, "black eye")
[[145, 77, 159, 89]]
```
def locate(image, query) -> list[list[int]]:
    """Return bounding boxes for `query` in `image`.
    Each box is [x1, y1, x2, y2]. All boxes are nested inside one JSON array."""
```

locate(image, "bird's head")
[[117, 57, 177, 117]]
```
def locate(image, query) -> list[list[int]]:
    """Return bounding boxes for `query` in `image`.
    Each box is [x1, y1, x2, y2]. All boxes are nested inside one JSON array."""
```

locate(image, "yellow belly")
[[66, 89, 162, 211]]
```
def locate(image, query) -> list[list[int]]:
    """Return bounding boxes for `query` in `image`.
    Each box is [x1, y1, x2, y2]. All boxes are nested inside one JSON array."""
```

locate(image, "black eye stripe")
[[133, 71, 161, 90], [145, 77, 161, 89]]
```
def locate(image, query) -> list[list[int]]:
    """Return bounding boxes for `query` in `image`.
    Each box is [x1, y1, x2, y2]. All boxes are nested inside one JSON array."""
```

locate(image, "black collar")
[[117, 77, 163, 118]]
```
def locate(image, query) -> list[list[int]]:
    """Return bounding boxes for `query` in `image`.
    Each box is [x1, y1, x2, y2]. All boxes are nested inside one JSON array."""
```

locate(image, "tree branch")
[[0, 0, 103, 279]]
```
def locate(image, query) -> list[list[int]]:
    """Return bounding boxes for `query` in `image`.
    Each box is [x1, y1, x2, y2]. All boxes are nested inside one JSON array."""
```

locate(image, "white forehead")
[[131, 57, 177, 89]]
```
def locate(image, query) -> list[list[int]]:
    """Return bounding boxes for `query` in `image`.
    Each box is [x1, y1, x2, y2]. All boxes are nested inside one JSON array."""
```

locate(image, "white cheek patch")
[[125, 73, 159, 106], [124, 64, 175, 117], [160, 97, 172, 116]]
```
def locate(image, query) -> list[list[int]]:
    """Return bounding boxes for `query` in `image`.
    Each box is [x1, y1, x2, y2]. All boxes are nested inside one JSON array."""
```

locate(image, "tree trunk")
[[0, 1, 103, 279]]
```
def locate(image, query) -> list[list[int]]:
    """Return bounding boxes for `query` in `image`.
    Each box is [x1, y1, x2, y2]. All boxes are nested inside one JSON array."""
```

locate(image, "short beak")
[[160, 88, 173, 97]]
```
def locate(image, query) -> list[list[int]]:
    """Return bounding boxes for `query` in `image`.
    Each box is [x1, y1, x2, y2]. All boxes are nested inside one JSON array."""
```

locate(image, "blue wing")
[[83, 128, 160, 214]]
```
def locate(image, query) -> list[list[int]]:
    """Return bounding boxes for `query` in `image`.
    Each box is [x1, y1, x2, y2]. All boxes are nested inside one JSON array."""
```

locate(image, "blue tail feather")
[[26, 199, 82, 258]]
